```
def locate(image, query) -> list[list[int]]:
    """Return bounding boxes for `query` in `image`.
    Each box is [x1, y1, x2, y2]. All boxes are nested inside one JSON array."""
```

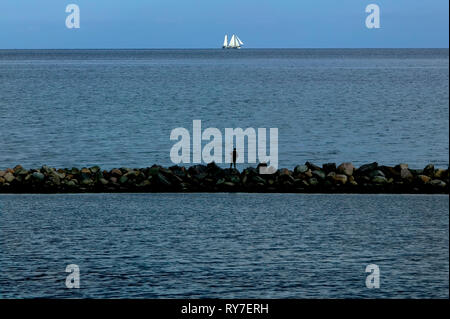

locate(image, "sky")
[[0, 0, 448, 49]]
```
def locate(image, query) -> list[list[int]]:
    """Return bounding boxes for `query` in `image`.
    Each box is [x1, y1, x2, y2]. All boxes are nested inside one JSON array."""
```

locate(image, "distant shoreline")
[[1, 162, 448, 194]]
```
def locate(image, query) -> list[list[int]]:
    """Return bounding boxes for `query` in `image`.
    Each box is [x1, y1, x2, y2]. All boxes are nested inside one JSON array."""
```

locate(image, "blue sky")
[[0, 0, 448, 48]]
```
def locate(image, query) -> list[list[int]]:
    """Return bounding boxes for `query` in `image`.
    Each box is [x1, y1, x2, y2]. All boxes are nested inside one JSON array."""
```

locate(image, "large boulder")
[[368, 170, 385, 178], [312, 170, 326, 180], [434, 169, 448, 180], [417, 175, 431, 184], [305, 162, 322, 171], [337, 162, 355, 176], [356, 162, 378, 176], [32, 172, 45, 181], [333, 174, 348, 184], [372, 176, 388, 184], [423, 164, 435, 177], [430, 179, 446, 188], [400, 168, 414, 181], [4, 172, 15, 183], [294, 165, 309, 174]]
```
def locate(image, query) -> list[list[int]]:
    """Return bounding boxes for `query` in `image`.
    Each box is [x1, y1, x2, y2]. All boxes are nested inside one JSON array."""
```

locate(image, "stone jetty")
[[0, 162, 448, 194]]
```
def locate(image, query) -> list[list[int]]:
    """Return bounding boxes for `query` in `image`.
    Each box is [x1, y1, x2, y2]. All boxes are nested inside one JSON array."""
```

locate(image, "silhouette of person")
[[230, 148, 237, 169]]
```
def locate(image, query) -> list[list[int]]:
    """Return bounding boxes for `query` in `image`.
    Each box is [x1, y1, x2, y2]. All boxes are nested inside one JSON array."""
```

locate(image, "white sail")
[[229, 34, 237, 47], [223, 35, 228, 47], [236, 35, 244, 46]]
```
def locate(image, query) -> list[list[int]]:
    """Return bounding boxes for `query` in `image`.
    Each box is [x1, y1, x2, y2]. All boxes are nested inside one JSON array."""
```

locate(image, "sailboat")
[[222, 34, 244, 49]]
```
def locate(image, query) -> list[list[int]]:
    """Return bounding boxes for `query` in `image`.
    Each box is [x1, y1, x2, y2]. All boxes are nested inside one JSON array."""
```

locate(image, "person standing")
[[230, 147, 237, 169]]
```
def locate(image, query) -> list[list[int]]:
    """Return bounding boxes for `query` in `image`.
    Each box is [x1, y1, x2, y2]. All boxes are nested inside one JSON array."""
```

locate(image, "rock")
[[157, 173, 172, 186], [327, 172, 336, 179], [279, 168, 292, 176], [333, 174, 348, 184], [49, 175, 60, 185], [188, 164, 207, 176], [81, 178, 93, 185], [337, 162, 355, 176], [294, 179, 308, 187], [417, 175, 431, 184], [230, 176, 241, 184], [434, 169, 448, 180], [304, 169, 313, 178], [400, 168, 413, 181], [312, 170, 326, 180], [395, 163, 409, 171], [4, 172, 15, 183], [66, 180, 77, 187], [0, 163, 448, 194], [52, 171, 65, 179], [410, 169, 423, 176], [368, 170, 385, 178], [13, 165, 24, 173], [430, 179, 446, 188], [80, 167, 91, 174], [357, 162, 378, 174], [138, 180, 151, 188], [305, 162, 322, 171], [372, 176, 388, 184], [124, 170, 138, 178], [119, 176, 128, 184], [41, 165, 52, 174], [111, 169, 123, 177], [16, 168, 29, 176], [90, 166, 101, 174], [243, 167, 258, 176], [206, 161, 221, 173], [423, 164, 435, 177], [322, 163, 336, 173], [379, 166, 398, 178], [223, 182, 236, 188]]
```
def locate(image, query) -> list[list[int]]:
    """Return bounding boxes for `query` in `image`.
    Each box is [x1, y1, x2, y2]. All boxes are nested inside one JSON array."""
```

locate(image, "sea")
[[0, 49, 448, 169], [0, 49, 448, 298]]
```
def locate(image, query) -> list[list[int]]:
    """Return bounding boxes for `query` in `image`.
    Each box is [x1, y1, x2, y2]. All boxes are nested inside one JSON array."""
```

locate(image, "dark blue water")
[[0, 49, 448, 170], [0, 193, 448, 298]]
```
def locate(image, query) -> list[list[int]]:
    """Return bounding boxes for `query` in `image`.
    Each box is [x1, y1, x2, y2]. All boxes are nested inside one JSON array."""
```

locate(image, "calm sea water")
[[0, 49, 448, 170], [0, 193, 448, 298], [0, 50, 449, 299]]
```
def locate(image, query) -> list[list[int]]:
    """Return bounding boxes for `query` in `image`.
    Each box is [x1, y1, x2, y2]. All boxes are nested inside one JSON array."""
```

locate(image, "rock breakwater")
[[0, 162, 448, 194]]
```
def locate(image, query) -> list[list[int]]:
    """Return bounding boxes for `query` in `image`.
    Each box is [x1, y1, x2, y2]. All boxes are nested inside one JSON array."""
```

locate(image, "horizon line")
[[0, 47, 449, 50]]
